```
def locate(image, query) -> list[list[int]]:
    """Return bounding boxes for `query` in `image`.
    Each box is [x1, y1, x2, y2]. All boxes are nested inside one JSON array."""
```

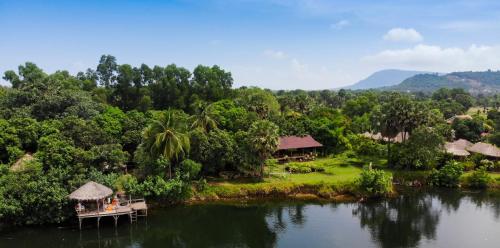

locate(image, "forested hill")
[[386, 71, 500, 94], [344, 69, 429, 90]]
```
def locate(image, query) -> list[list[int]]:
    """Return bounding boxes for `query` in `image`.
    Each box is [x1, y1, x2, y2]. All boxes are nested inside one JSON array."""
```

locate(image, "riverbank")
[[188, 156, 500, 203], [190, 156, 386, 202]]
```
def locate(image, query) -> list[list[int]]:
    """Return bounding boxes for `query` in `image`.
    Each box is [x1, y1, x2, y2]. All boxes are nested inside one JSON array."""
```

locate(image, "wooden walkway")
[[77, 199, 147, 229]]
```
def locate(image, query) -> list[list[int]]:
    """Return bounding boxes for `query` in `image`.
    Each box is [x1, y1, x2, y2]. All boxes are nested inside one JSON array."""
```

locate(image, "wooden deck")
[[76, 199, 147, 229]]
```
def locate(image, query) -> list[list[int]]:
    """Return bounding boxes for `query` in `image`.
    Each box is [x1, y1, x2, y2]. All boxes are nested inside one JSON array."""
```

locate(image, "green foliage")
[[352, 136, 386, 157], [391, 126, 444, 170], [179, 159, 202, 180], [357, 165, 393, 197], [189, 129, 235, 174], [452, 118, 484, 142], [429, 162, 464, 188], [248, 120, 280, 176], [464, 167, 492, 189], [235, 87, 280, 119], [0, 160, 70, 225], [124, 174, 191, 202], [285, 162, 326, 174]]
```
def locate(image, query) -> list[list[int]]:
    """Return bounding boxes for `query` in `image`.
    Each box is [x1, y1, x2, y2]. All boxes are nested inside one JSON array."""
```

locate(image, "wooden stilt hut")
[[69, 181, 148, 229]]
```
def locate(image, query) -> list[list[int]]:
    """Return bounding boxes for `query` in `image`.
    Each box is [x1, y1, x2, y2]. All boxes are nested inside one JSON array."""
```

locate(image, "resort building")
[[274, 135, 323, 163]]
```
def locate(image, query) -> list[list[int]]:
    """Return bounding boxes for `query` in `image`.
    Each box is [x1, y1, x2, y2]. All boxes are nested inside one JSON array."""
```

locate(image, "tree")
[[452, 118, 484, 142], [190, 103, 218, 132], [191, 65, 233, 103], [248, 120, 279, 178], [139, 111, 190, 178], [235, 87, 280, 119], [96, 55, 117, 87]]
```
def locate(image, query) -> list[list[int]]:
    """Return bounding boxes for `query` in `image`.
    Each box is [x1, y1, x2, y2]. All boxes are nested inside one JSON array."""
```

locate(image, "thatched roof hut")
[[10, 153, 34, 172], [467, 142, 500, 158], [361, 132, 408, 143], [446, 114, 472, 124], [444, 139, 473, 157], [69, 181, 113, 201]]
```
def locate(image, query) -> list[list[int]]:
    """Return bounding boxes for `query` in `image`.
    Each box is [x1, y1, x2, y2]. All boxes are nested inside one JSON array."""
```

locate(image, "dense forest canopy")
[[1, 55, 500, 225]]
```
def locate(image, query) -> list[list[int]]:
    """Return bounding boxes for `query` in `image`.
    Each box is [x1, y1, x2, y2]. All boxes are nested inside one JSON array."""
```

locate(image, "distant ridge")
[[344, 69, 430, 90], [386, 70, 500, 94]]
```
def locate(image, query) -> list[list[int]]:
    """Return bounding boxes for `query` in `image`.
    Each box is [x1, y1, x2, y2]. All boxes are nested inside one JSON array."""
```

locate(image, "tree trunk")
[[387, 139, 391, 167], [169, 164, 172, 179]]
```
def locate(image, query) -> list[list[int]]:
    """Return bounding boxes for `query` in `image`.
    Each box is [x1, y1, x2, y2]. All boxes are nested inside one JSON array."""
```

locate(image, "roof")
[[467, 142, 500, 158], [10, 153, 34, 172], [361, 132, 408, 143], [444, 139, 473, 157], [277, 135, 323, 150], [69, 181, 113, 201], [446, 114, 472, 124]]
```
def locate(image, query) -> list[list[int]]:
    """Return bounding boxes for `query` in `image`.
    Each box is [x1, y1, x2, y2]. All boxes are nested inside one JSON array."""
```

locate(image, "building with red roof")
[[275, 135, 323, 162]]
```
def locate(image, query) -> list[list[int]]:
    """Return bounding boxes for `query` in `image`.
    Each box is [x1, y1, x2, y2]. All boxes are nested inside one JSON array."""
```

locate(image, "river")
[[2, 189, 500, 247]]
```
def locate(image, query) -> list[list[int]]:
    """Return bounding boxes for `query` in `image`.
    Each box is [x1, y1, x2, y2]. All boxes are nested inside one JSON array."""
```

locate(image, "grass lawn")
[[194, 155, 387, 200]]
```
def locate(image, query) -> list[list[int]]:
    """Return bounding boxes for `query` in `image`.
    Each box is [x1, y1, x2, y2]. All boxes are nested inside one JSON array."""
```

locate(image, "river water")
[[2, 189, 500, 248]]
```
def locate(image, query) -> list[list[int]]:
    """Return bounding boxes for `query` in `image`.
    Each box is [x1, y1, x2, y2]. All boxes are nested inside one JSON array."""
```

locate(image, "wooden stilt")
[[113, 215, 119, 227], [97, 217, 101, 228], [79, 218, 82, 230]]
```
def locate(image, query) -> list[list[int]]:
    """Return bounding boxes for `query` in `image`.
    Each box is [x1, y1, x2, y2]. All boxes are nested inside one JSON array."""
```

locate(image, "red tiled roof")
[[278, 135, 323, 150]]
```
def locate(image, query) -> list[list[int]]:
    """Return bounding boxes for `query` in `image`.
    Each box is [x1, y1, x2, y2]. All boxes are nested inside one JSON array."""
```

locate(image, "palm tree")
[[248, 120, 279, 178], [140, 111, 190, 178], [190, 104, 218, 132]]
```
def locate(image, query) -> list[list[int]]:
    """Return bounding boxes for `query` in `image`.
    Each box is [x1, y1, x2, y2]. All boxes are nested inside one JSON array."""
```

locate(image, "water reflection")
[[2, 190, 500, 248], [353, 191, 440, 247]]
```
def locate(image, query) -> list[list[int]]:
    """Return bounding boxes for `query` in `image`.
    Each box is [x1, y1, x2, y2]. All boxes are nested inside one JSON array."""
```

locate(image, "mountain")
[[387, 70, 500, 93], [345, 69, 429, 90]]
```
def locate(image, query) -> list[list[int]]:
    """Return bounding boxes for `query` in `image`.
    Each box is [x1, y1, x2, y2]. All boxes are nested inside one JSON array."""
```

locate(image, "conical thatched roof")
[[445, 139, 472, 157], [10, 153, 34, 172], [467, 142, 500, 158], [68, 181, 113, 201]]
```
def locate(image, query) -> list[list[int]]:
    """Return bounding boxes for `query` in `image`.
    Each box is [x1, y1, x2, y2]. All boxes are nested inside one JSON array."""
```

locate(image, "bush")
[[285, 162, 325, 174], [357, 165, 393, 197], [429, 162, 464, 188], [123, 173, 192, 202], [354, 138, 386, 157], [179, 159, 202, 180], [480, 159, 494, 171], [286, 165, 312, 174], [465, 167, 492, 189], [462, 161, 476, 171]]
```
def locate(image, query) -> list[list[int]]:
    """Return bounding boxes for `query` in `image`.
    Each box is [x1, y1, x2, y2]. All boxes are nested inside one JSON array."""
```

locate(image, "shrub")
[[286, 165, 312, 174], [465, 167, 492, 189], [354, 138, 386, 157], [179, 159, 202, 180], [357, 165, 393, 197], [479, 159, 495, 171], [462, 161, 476, 171], [429, 162, 464, 188], [285, 162, 325, 174]]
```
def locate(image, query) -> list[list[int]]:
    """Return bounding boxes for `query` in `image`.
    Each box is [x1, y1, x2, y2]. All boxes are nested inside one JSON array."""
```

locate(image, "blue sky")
[[1, 0, 500, 89]]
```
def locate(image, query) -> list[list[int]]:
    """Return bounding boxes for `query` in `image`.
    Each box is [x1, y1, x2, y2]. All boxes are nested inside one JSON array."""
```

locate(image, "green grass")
[[193, 155, 387, 200]]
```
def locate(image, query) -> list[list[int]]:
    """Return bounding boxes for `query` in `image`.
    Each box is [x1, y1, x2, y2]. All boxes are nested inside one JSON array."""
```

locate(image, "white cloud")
[[383, 28, 423, 43], [330, 20, 350, 30], [263, 49, 288, 60], [362, 44, 500, 72]]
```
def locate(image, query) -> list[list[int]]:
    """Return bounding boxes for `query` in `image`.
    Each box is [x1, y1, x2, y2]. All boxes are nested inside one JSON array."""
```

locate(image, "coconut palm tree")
[[190, 104, 218, 132], [140, 111, 190, 178], [248, 120, 279, 178]]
